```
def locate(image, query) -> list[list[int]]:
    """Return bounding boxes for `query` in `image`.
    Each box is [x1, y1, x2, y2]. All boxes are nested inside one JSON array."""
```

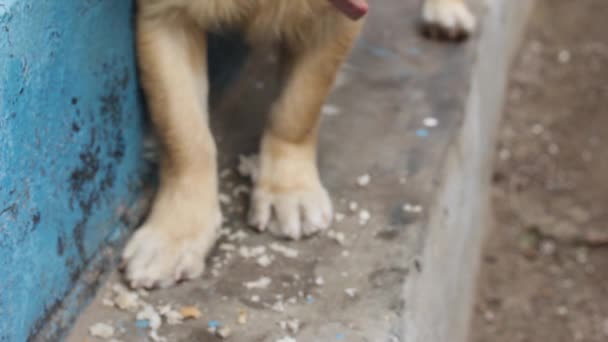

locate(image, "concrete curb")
[[402, 1, 534, 341]]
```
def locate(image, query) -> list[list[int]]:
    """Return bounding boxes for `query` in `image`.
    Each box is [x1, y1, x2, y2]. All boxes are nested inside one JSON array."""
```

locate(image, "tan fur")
[[123, 0, 475, 288]]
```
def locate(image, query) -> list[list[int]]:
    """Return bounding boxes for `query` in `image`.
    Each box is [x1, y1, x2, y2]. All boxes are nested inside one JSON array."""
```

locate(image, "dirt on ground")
[[471, 0, 608, 341]]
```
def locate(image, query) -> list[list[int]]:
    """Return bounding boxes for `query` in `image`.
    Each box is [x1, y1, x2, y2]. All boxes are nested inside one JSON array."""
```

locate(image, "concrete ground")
[[471, 0, 608, 341], [67, 1, 529, 341]]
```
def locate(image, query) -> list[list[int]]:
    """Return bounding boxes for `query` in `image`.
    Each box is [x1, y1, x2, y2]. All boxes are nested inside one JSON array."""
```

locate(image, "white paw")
[[121, 224, 218, 289], [422, 1, 476, 39], [248, 185, 333, 240]]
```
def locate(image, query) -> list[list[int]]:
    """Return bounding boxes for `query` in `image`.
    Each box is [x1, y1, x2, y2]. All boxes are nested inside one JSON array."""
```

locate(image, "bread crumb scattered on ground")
[[237, 309, 248, 325], [276, 336, 297, 342], [345, 288, 358, 298], [179, 306, 202, 320], [237, 154, 259, 181], [423, 117, 438, 128], [356, 174, 370, 187], [244, 276, 272, 289], [321, 104, 341, 116], [269, 243, 299, 258], [358, 210, 370, 225], [89, 323, 115, 339]]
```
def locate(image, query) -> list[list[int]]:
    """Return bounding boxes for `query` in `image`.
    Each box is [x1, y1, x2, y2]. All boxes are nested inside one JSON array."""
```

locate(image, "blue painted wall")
[[0, 1, 147, 340]]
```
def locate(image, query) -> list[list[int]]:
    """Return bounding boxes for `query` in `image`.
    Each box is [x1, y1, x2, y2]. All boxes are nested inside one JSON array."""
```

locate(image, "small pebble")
[[348, 201, 358, 212], [576, 248, 588, 264], [582, 150, 593, 162], [531, 123, 544, 135], [548, 143, 559, 155], [540, 240, 556, 256], [219, 193, 232, 204], [220, 169, 232, 178], [498, 149, 511, 161], [327, 230, 346, 245], [238, 154, 260, 181], [558, 49, 571, 63], [216, 326, 232, 339]]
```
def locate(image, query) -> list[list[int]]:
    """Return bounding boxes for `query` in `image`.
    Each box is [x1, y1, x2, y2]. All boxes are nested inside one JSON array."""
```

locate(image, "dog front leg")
[[248, 22, 362, 239], [122, 14, 220, 289]]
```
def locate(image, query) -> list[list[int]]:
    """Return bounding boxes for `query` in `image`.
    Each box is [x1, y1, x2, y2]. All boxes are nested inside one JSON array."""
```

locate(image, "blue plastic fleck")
[[208, 320, 221, 329], [416, 128, 430, 137], [136, 320, 150, 329], [306, 295, 315, 303], [336, 333, 346, 340]]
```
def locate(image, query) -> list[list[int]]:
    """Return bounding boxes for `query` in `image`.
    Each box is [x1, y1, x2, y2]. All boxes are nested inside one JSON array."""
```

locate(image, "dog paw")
[[121, 227, 209, 288], [121, 183, 221, 289], [248, 183, 333, 240], [422, 1, 476, 40]]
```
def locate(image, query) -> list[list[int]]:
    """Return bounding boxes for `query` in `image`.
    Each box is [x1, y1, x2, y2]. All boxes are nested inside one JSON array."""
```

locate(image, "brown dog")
[[122, 0, 475, 289]]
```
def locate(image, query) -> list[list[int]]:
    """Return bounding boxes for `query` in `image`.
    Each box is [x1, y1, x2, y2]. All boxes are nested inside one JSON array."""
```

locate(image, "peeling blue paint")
[[0, 1, 146, 341]]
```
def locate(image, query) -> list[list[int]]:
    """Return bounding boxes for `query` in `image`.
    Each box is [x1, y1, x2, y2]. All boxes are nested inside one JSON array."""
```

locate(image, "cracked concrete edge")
[[401, 1, 534, 341]]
